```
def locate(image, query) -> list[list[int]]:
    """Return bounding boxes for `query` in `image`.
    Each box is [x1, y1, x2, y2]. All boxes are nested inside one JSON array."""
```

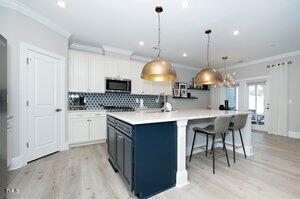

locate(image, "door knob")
[[55, 108, 62, 112]]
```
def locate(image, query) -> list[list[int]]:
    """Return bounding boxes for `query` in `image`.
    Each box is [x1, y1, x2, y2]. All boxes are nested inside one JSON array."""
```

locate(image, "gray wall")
[[171, 67, 211, 109], [0, 7, 69, 159], [227, 54, 300, 134]]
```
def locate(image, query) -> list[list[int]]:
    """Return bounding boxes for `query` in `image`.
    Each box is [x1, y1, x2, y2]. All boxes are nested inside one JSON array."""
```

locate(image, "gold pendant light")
[[141, 6, 177, 82], [195, 30, 222, 85], [221, 56, 236, 87]]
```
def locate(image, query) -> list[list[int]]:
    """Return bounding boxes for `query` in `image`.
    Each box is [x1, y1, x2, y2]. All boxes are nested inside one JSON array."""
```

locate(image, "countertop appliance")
[[105, 77, 131, 93]]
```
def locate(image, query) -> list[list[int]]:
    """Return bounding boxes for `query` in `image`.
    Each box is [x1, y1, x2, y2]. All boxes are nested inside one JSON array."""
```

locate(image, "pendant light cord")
[[157, 12, 161, 58], [207, 33, 210, 67]]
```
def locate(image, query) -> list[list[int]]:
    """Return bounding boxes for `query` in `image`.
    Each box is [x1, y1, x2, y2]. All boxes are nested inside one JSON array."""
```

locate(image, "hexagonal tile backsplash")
[[69, 92, 163, 110]]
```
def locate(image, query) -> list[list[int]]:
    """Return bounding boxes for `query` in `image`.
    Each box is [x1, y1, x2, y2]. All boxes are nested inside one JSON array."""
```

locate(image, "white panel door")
[[69, 118, 90, 143], [89, 54, 105, 93], [27, 50, 62, 162], [90, 117, 107, 141], [69, 50, 89, 92]]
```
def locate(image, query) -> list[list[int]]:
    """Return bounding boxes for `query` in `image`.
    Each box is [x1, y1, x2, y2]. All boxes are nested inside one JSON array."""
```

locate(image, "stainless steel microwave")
[[105, 78, 131, 93]]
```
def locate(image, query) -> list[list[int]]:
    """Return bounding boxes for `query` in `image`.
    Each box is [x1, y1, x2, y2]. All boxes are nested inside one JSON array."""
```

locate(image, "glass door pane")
[[248, 83, 266, 131]]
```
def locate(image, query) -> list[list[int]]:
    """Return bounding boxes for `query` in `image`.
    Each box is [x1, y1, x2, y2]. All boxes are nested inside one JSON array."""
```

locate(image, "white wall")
[[0, 7, 69, 159], [226, 54, 300, 136]]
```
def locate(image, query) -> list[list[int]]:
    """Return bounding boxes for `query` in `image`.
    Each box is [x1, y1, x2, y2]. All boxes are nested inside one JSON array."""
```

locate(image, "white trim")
[[103, 45, 134, 57], [288, 131, 300, 139], [20, 42, 67, 167], [69, 43, 104, 55], [69, 139, 106, 148], [225, 50, 300, 71], [8, 156, 23, 171], [131, 54, 199, 71], [0, 0, 71, 38]]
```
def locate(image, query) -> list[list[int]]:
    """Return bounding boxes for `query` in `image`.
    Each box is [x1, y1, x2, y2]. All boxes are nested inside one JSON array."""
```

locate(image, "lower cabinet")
[[68, 111, 107, 146], [107, 116, 133, 190], [107, 115, 176, 199]]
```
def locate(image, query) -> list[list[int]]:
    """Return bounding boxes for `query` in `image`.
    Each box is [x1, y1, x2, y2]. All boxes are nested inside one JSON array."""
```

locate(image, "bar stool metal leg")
[[205, 134, 208, 157], [232, 129, 236, 163], [221, 133, 226, 150], [222, 133, 230, 167], [189, 131, 197, 162], [239, 129, 247, 159], [212, 134, 215, 174]]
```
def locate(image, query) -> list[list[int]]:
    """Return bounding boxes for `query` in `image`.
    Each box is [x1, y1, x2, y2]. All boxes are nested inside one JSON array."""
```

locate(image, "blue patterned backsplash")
[[68, 92, 164, 110]]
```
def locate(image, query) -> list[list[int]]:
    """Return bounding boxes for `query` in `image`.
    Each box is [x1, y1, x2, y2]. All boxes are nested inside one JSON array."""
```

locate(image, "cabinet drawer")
[[69, 111, 106, 119], [115, 119, 133, 138]]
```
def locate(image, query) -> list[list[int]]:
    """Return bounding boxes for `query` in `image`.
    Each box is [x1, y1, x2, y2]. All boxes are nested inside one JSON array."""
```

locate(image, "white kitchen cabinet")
[[69, 50, 89, 92], [69, 50, 106, 93], [69, 117, 90, 143], [90, 54, 106, 92], [68, 111, 107, 146], [118, 59, 131, 79], [104, 56, 118, 78], [90, 117, 107, 140], [130, 61, 141, 94]]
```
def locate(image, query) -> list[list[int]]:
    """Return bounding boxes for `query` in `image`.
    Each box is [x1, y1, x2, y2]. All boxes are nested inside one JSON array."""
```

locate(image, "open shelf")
[[187, 87, 210, 91], [172, 97, 198, 99]]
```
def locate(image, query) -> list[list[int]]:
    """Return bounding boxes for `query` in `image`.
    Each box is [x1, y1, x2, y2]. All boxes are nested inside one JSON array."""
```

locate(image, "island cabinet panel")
[[133, 122, 177, 199], [107, 116, 177, 199]]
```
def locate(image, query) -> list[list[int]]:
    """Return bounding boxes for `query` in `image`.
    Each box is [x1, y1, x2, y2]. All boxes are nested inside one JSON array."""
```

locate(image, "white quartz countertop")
[[107, 108, 251, 125]]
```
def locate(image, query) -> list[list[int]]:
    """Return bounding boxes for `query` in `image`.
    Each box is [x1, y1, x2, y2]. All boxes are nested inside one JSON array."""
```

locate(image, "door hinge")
[[26, 101, 29, 106], [27, 142, 29, 148], [26, 58, 30, 65]]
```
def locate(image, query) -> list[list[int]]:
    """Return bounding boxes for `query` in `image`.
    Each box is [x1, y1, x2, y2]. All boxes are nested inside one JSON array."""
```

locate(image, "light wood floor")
[[7, 132, 300, 199]]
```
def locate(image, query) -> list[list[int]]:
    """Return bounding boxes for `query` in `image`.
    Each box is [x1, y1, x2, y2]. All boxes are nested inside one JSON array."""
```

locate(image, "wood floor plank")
[[7, 132, 300, 199]]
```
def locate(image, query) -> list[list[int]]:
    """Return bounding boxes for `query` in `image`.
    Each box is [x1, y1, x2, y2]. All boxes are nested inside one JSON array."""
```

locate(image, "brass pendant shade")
[[195, 29, 223, 86], [141, 6, 177, 82], [195, 67, 223, 85], [141, 58, 177, 81]]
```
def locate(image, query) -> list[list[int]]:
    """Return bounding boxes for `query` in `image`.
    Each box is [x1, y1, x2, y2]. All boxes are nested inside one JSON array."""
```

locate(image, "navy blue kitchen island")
[[107, 115, 177, 199]]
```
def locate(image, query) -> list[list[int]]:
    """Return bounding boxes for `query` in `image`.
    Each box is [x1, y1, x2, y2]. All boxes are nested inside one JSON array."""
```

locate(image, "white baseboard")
[[8, 156, 24, 171], [288, 131, 300, 139], [61, 141, 69, 151], [69, 139, 106, 148]]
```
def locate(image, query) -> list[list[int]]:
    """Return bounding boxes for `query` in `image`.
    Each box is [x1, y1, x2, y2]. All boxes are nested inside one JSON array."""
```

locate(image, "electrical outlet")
[[136, 98, 139, 103], [155, 98, 159, 103]]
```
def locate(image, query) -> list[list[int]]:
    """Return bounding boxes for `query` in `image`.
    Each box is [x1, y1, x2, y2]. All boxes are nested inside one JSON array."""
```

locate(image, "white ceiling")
[[16, 0, 300, 68]]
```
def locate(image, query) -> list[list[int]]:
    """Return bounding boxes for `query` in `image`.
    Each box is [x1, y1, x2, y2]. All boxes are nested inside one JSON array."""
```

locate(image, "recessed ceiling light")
[[182, 53, 188, 57], [233, 30, 240, 36], [139, 41, 144, 46], [181, 1, 189, 8], [57, 0, 66, 8]]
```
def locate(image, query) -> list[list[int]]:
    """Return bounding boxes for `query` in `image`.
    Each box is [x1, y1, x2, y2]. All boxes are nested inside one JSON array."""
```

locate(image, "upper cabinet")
[[69, 49, 172, 95], [69, 50, 105, 93], [69, 50, 89, 92]]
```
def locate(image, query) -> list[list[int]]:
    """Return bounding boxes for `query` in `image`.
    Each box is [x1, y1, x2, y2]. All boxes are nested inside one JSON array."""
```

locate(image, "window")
[[226, 86, 239, 110]]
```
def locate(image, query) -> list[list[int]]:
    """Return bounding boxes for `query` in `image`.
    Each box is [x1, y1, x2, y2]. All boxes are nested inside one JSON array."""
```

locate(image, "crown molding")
[[130, 54, 198, 71], [225, 50, 300, 71], [102, 45, 134, 57], [0, 0, 71, 38], [69, 43, 104, 55]]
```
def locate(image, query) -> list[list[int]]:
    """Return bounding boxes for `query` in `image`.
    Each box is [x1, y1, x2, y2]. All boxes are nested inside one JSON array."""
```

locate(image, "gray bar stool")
[[189, 116, 232, 174], [226, 114, 248, 163]]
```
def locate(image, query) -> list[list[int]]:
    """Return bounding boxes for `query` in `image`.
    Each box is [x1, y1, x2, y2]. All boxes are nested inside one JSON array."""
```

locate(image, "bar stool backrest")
[[232, 114, 248, 130], [213, 116, 232, 134]]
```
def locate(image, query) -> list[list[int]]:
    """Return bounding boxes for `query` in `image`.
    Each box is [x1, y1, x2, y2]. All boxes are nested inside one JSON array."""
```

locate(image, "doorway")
[[248, 82, 269, 132], [21, 43, 66, 164]]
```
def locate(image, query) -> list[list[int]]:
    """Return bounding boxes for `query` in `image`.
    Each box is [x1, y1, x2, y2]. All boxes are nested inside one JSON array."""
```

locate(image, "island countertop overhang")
[[107, 109, 251, 125]]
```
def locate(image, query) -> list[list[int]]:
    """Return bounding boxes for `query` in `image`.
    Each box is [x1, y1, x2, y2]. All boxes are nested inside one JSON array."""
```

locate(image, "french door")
[[248, 82, 269, 132]]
